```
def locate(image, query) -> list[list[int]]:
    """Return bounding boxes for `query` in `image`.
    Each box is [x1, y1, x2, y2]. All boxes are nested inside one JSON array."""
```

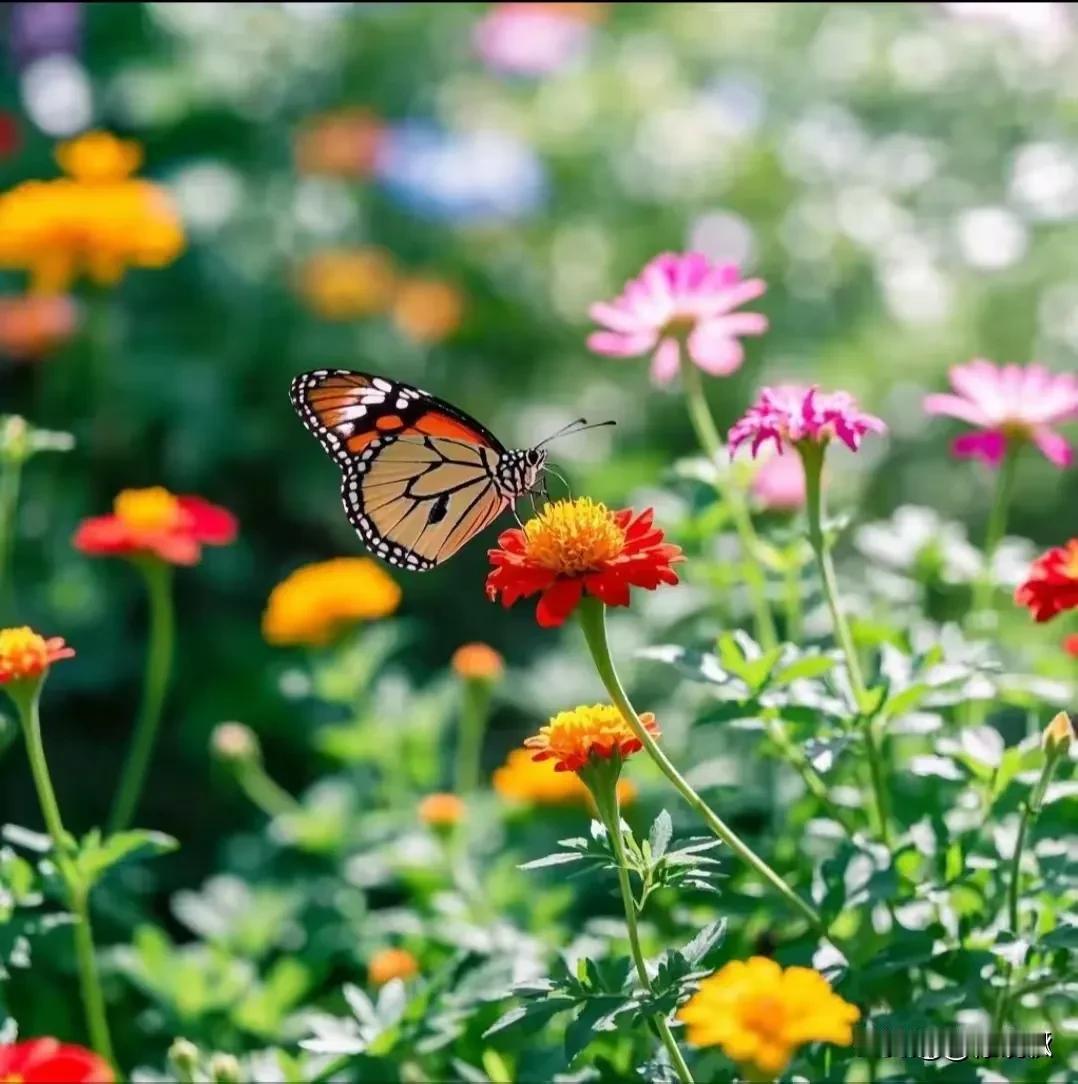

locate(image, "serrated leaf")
[[482, 996, 574, 1038], [519, 852, 586, 871], [774, 654, 836, 684], [681, 918, 727, 966], [648, 811, 673, 863]]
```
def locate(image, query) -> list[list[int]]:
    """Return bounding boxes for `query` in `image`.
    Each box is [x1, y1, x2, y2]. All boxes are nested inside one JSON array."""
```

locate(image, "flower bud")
[[451, 642, 504, 682], [209, 1053, 242, 1083], [1042, 711, 1074, 758], [418, 792, 465, 829], [211, 722, 260, 765], [168, 1037, 200, 1077]]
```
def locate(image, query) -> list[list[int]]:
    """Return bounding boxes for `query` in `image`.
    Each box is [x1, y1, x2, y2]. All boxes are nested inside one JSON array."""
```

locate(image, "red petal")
[[73, 516, 137, 556], [536, 578, 583, 627], [178, 497, 238, 545]]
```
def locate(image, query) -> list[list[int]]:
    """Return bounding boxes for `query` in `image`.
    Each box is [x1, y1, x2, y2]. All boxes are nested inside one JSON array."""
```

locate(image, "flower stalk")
[[9, 681, 115, 1066], [581, 761, 694, 1084], [454, 677, 492, 794], [109, 558, 176, 832], [798, 442, 892, 848], [970, 441, 1019, 624], [577, 597, 835, 946]]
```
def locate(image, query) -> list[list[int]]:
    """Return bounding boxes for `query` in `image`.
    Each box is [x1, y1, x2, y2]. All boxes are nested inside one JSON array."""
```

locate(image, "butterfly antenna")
[[543, 464, 573, 500], [535, 418, 616, 449]]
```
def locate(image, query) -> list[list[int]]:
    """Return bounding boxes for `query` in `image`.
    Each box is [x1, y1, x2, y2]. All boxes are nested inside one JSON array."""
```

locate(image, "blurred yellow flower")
[[262, 557, 401, 646], [0, 131, 185, 295], [678, 956, 859, 1079], [368, 947, 418, 986], [392, 277, 464, 344], [296, 247, 397, 321], [294, 108, 385, 178], [418, 792, 465, 827], [492, 747, 636, 807], [451, 642, 504, 681], [0, 294, 77, 360]]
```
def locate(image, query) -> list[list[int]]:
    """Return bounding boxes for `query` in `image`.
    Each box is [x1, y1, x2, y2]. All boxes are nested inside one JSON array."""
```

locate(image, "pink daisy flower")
[[923, 359, 1078, 468], [751, 450, 806, 511], [729, 385, 887, 458], [587, 252, 768, 386]]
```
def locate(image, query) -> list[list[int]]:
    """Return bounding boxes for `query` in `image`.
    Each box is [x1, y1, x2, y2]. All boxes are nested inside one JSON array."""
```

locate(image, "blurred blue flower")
[[375, 122, 546, 224]]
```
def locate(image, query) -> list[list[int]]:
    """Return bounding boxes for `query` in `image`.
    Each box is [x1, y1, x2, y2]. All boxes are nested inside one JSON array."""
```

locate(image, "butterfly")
[[291, 369, 605, 572]]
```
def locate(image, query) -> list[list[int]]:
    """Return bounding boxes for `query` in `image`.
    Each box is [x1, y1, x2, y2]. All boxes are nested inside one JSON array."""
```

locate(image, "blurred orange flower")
[[368, 947, 418, 986], [0, 131, 185, 294], [418, 792, 465, 827], [294, 108, 385, 178], [296, 247, 397, 321], [525, 703, 659, 773], [0, 294, 78, 360], [74, 487, 237, 566], [392, 277, 464, 344], [493, 747, 636, 807], [0, 627, 74, 685], [262, 557, 401, 646], [451, 642, 504, 681]]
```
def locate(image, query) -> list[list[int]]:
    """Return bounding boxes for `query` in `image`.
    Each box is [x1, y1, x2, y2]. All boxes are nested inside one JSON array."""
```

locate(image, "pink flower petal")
[[923, 393, 991, 427], [952, 430, 1008, 466], [1031, 426, 1073, 468], [649, 337, 681, 385], [687, 329, 744, 376], [586, 330, 656, 358]]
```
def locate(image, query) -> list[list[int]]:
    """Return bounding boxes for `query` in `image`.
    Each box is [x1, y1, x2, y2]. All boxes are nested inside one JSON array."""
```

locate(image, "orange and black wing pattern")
[[290, 369, 509, 571]]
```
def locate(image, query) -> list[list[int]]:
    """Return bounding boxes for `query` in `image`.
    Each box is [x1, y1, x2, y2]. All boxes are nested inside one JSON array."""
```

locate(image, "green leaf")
[[681, 918, 727, 967], [76, 830, 178, 887], [774, 653, 836, 684], [482, 996, 575, 1038], [519, 852, 586, 871], [648, 811, 673, 863]]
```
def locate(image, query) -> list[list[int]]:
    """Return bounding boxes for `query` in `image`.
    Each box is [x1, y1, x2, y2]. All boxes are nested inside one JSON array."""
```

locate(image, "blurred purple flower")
[[375, 122, 546, 223], [9, 2, 83, 67]]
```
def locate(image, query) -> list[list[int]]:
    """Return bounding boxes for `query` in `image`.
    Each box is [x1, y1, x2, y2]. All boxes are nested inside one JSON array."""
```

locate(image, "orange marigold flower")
[[1015, 538, 1078, 622], [486, 498, 682, 627], [74, 487, 237, 566], [678, 957, 859, 1078], [392, 278, 464, 344], [296, 247, 397, 320], [493, 747, 637, 806], [0, 1037, 113, 1083], [525, 703, 658, 774], [0, 627, 74, 685], [294, 108, 385, 178], [368, 947, 418, 986], [0, 294, 78, 360], [451, 642, 504, 681], [418, 792, 466, 827], [262, 557, 401, 646], [0, 131, 184, 295]]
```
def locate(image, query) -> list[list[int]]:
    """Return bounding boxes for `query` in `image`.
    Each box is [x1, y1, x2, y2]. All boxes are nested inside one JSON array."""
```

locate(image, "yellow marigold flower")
[[525, 703, 659, 774], [493, 748, 636, 807], [368, 947, 418, 986], [678, 957, 859, 1079], [392, 277, 464, 344], [296, 247, 397, 320], [1043, 710, 1074, 757], [418, 792, 465, 827], [262, 557, 401, 646], [0, 626, 74, 685], [0, 131, 184, 295], [451, 642, 504, 681]]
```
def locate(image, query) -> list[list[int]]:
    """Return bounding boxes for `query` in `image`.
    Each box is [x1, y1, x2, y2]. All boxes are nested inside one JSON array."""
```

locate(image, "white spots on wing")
[[372, 377, 392, 392], [395, 397, 408, 410]]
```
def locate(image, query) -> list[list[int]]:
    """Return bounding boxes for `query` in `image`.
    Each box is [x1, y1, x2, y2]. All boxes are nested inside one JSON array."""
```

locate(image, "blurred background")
[[1, 0, 1076, 893]]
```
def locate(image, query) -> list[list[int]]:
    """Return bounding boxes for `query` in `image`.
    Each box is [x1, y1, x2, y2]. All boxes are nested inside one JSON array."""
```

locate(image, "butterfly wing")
[[290, 369, 509, 570]]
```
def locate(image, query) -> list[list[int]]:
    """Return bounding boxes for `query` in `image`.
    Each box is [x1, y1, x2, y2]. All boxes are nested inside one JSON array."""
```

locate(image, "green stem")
[[679, 355, 778, 652], [12, 683, 115, 1065], [800, 444, 892, 849], [578, 598, 835, 946], [590, 781, 694, 1084], [236, 762, 302, 819], [970, 442, 1018, 623], [782, 562, 802, 643], [109, 560, 175, 833], [454, 680, 490, 794], [0, 450, 24, 619]]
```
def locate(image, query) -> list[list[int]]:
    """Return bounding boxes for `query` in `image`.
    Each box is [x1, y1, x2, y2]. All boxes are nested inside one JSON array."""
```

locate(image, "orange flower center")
[[2, 1073, 24, 1084], [0, 626, 49, 677], [1064, 542, 1078, 579], [114, 487, 183, 532], [523, 498, 625, 575], [740, 994, 786, 1040]]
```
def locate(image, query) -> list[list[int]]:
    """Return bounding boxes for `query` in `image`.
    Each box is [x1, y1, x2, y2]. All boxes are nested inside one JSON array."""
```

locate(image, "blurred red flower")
[[1015, 539, 1078, 622], [74, 487, 237, 566], [0, 1038, 113, 1083], [1064, 633, 1078, 658], [486, 497, 681, 627]]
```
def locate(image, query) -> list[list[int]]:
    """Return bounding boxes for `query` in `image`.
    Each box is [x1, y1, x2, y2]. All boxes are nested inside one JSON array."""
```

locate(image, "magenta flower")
[[473, 4, 595, 77], [924, 360, 1078, 468], [751, 450, 806, 511], [729, 385, 887, 458], [588, 252, 768, 386]]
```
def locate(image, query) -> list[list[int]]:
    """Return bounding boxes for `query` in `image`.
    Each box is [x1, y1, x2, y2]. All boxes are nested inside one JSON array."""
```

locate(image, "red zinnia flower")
[[486, 498, 681, 628], [74, 486, 237, 565], [1014, 538, 1078, 623], [0, 1038, 113, 1083], [0, 627, 74, 685]]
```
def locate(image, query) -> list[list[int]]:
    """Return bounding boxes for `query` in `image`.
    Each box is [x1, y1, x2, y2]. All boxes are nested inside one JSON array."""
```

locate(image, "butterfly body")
[[290, 369, 545, 571]]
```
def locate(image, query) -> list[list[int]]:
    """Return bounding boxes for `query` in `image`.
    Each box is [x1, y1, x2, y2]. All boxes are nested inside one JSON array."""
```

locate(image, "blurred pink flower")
[[729, 385, 886, 457], [588, 252, 768, 386], [473, 3, 599, 77], [751, 450, 806, 511], [924, 360, 1078, 468]]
